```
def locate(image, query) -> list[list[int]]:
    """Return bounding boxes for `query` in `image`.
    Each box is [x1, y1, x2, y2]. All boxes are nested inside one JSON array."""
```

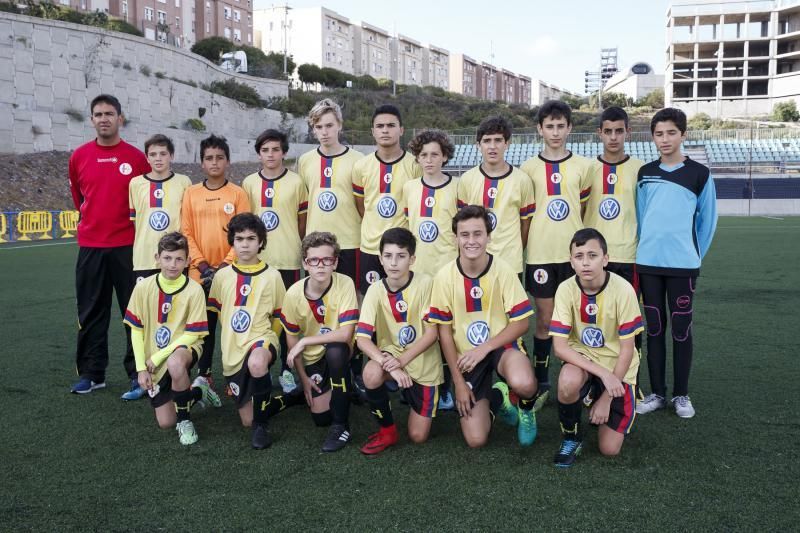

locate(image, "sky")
[[252, 0, 672, 93]]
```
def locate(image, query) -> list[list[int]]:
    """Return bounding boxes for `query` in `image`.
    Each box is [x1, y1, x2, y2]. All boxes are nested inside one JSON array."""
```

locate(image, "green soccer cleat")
[[193, 376, 222, 408], [176, 420, 198, 445], [533, 383, 551, 412], [517, 406, 538, 447], [492, 381, 518, 427]]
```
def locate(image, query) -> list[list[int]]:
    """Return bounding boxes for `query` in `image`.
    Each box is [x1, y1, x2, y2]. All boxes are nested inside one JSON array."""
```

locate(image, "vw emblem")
[[155, 326, 171, 349], [261, 210, 280, 231], [418, 221, 439, 243], [398, 325, 416, 347], [318, 191, 338, 212], [466, 321, 490, 346], [319, 327, 332, 335], [377, 196, 397, 218], [599, 198, 620, 221], [546, 199, 570, 221], [581, 327, 605, 348], [148, 210, 170, 231], [231, 309, 251, 333], [488, 211, 497, 230]]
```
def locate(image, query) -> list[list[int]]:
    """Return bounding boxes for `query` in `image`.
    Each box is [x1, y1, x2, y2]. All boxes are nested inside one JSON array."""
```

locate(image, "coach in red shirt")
[[69, 94, 151, 397]]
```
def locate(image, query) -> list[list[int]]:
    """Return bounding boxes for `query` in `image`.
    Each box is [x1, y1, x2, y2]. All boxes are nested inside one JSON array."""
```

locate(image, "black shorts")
[[303, 358, 332, 397], [606, 262, 639, 294], [279, 269, 301, 290], [224, 341, 278, 408], [462, 347, 506, 404], [580, 377, 637, 435], [149, 347, 199, 408], [134, 269, 160, 284], [401, 382, 440, 418], [526, 262, 574, 299], [358, 251, 385, 295], [337, 248, 360, 286]]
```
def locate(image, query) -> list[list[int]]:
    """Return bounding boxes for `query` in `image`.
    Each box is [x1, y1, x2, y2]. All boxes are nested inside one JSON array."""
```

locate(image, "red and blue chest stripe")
[[463, 277, 483, 312], [545, 162, 562, 196], [482, 178, 499, 208], [602, 163, 617, 195], [419, 185, 435, 217], [387, 291, 408, 323], [234, 274, 252, 307], [379, 162, 393, 194], [150, 181, 164, 208], [307, 298, 326, 324], [580, 293, 598, 324], [260, 179, 275, 208], [319, 157, 333, 188], [157, 291, 173, 323]]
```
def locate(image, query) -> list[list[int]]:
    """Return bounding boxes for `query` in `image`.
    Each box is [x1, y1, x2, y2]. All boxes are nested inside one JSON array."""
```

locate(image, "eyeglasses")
[[305, 256, 336, 267]]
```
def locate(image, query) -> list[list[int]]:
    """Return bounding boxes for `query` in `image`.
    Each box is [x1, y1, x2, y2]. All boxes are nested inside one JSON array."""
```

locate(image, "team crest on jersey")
[[377, 196, 397, 218], [223, 202, 235, 214], [606, 173, 618, 185], [147, 383, 160, 398], [398, 325, 416, 347], [467, 321, 490, 346], [317, 305, 327, 316], [487, 187, 498, 199], [383, 172, 393, 184], [229, 382, 240, 396], [424, 196, 436, 208], [239, 284, 252, 297], [581, 327, 605, 348], [153, 188, 165, 200], [584, 302, 598, 316], [161, 302, 172, 315], [366, 271, 381, 284], [119, 162, 133, 175], [319, 327, 332, 335], [155, 326, 171, 349], [323, 166, 333, 178], [395, 300, 408, 313], [550, 172, 563, 184], [419, 221, 439, 243], [231, 309, 251, 333], [599, 198, 620, 221], [318, 191, 337, 212], [469, 286, 484, 299], [546, 199, 569, 221], [264, 188, 275, 199], [260, 210, 279, 231], [148, 210, 170, 231], [533, 268, 549, 284], [488, 211, 497, 231], [310, 373, 323, 385]]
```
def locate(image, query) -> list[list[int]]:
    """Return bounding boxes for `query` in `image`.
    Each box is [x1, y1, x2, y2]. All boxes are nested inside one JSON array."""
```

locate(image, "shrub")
[[772, 101, 799, 122], [184, 118, 206, 131], [206, 78, 262, 108]]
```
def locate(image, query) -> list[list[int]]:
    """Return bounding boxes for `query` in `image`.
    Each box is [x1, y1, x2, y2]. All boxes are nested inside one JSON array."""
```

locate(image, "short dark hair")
[[407, 129, 455, 164], [302, 231, 340, 259], [452, 204, 493, 235], [538, 100, 572, 126], [650, 107, 687, 134], [90, 94, 122, 115], [570, 228, 608, 255], [145, 134, 175, 156], [200, 134, 230, 162], [600, 106, 629, 128], [227, 212, 267, 252], [476, 116, 512, 142], [255, 128, 289, 154], [372, 104, 403, 127], [157, 231, 189, 255], [380, 227, 416, 255]]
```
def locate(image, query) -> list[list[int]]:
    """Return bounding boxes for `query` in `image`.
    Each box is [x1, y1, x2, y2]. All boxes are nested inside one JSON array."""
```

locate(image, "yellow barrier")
[[16, 211, 53, 241], [59, 210, 79, 238], [0, 213, 7, 243]]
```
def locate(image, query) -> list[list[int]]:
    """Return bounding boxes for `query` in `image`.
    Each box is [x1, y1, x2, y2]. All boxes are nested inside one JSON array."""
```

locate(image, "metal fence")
[[0, 210, 78, 243]]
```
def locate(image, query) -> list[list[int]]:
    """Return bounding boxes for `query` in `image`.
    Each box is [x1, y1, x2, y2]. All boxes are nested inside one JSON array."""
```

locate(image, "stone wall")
[[1, 12, 307, 162]]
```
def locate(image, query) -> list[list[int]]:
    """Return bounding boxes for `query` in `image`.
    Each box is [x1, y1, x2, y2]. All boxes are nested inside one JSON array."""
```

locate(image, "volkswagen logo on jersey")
[[261, 210, 279, 231], [581, 327, 605, 348], [488, 211, 497, 231], [231, 309, 251, 333], [419, 221, 439, 243], [318, 191, 337, 212], [319, 327, 332, 335], [398, 325, 417, 347], [155, 326, 171, 349], [377, 196, 397, 218], [599, 198, 621, 221], [546, 199, 570, 221], [148, 210, 170, 231], [466, 321, 490, 346]]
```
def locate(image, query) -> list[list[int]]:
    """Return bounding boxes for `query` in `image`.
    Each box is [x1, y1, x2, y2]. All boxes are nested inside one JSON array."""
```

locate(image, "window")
[[157, 10, 166, 24], [234, 10, 240, 21], [121, 0, 127, 14], [206, 22, 210, 33], [247, 33, 251, 43], [234, 28, 241, 41], [224, 27, 231, 39], [175, 16, 180, 28], [174, 0, 179, 6], [224, 6, 231, 19], [157, 0, 165, 4], [144, 7, 154, 21]]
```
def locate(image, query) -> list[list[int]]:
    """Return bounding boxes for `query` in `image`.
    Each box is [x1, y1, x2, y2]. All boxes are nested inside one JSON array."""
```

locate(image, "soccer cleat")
[[70, 378, 106, 394], [251, 422, 273, 449], [438, 389, 455, 411], [360, 425, 398, 455], [554, 439, 583, 468], [492, 381, 518, 426], [672, 395, 696, 418], [321, 423, 351, 452], [192, 376, 222, 409], [533, 383, 551, 412], [517, 407, 538, 447], [278, 370, 298, 394], [176, 420, 198, 445], [636, 393, 667, 415], [120, 379, 146, 401]]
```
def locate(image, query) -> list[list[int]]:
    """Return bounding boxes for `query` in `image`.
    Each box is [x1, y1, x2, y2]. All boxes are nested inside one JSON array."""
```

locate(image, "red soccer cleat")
[[360, 425, 398, 455]]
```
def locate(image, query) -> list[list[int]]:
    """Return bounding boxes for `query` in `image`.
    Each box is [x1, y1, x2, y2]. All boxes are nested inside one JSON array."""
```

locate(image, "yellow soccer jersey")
[[356, 273, 444, 386], [583, 156, 643, 264], [242, 169, 309, 270], [521, 153, 593, 265], [207, 262, 285, 376], [279, 272, 360, 366], [428, 255, 533, 356], [402, 176, 459, 277], [457, 165, 535, 274], [297, 147, 364, 250], [352, 151, 422, 254], [550, 272, 643, 385], [128, 173, 192, 271], [123, 274, 208, 383]]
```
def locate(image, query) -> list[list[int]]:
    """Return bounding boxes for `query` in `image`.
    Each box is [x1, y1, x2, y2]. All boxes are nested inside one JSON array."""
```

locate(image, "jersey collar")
[[538, 151, 573, 164], [232, 261, 268, 275], [420, 174, 453, 189], [382, 271, 414, 294], [258, 168, 288, 181], [203, 179, 229, 191], [374, 150, 407, 166], [304, 275, 334, 301], [457, 254, 493, 280], [574, 271, 610, 297], [597, 155, 630, 166], [156, 273, 189, 295], [479, 163, 513, 180], [317, 146, 350, 159], [143, 171, 175, 183]]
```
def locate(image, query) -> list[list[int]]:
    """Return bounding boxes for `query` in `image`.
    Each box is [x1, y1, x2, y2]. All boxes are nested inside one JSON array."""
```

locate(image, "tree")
[[265, 52, 296, 78], [637, 88, 664, 108], [601, 91, 632, 109], [320, 67, 346, 88], [772, 101, 799, 122], [561, 94, 588, 109], [297, 63, 323, 89], [191, 37, 234, 63], [687, 112, 712, 130]]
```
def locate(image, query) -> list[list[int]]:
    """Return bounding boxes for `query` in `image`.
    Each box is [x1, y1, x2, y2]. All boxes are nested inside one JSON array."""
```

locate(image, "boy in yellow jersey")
[[429, 205, 538, 449], [208, 213, 293, 449], [521, 100, 593, 408], [457, 116, 535, 275], [281, 232, 360, 452], [242, 128, 308, 395], [352, 104, 421, 295], [182, 135, 250, 387], [296, 98, 364, 285], [356, 228, 444, 455], [550, 229, 643, 467], [123, 232, 220, 445]]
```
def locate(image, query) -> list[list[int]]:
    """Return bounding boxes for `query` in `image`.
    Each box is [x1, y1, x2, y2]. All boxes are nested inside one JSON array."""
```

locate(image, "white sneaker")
[[636, 393, 667, 414], [278, 370, 298, 394], [672, 395, 696, 418], [176, 420, 198, 445]]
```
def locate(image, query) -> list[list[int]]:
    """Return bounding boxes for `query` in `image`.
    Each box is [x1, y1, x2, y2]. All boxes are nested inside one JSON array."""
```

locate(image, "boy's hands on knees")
[[600, 371, 625, 398], [455, 381, 476, 417], [300, 375, 320, 407], [389, 368, 412, 389], [457, 345, 490, 374], [137, 370, 152, 391], [589, 394, 612, 425], [381, 352, 402, 373], [286, 340, 305, 369]]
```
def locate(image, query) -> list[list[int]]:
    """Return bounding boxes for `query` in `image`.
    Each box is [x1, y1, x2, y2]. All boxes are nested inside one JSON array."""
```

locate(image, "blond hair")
[[307, 98, 343, 127]]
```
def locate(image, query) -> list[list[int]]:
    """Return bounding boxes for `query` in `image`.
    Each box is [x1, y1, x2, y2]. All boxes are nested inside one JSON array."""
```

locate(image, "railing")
[[0, 210, 79, 243]]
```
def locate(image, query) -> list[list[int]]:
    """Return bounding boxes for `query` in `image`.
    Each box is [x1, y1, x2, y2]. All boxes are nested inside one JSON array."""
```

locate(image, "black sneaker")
[[321, 423, 351, 452], [251, 422, 272, 450], [554, 439, 582, 468]]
